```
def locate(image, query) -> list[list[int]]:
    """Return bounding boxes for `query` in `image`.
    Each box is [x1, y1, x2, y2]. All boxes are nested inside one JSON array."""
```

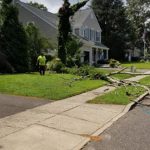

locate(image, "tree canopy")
[[126, 0, 150, 53], [29, 1, 48, 11], [0, 0, 28, 72], [92, 0, 131, 60]]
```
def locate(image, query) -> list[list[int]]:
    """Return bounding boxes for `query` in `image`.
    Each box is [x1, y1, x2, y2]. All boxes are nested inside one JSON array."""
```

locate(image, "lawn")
[[0, 74, 106, 100], [111, 73, 136, 80], [140, 76, 150, 86], [88, 85, 146, 105], [122, 62, 150, 69]]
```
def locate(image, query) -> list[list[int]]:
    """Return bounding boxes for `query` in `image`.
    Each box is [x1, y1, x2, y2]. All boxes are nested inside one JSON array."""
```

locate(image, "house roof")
[[72, 8, 91, 27], [16, 1, 107, 50], [72, 8, 101, 31], [80, 37, 109, 50], [17, 1, 58, 29]]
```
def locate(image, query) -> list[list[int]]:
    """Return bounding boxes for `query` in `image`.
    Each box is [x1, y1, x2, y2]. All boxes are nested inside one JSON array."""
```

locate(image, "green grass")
[[0, 74, 106, 100], [140, 76, 150, 86], [122, 62, 150, 69], [88, 86, 146, 105], [111, 74, 136, 80], [95, 68, 114, 74]]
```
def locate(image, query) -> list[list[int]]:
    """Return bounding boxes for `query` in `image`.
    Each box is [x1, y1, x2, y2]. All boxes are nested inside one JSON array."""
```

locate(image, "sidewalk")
[[0, 72, 150, 150]]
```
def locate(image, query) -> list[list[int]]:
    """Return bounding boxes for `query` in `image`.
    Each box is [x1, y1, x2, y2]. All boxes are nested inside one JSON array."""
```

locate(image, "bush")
[[140, 59, 145, 63], [47, 58, 65, 73], [109, 59, 120, 68], [66, 65, 109, 81]]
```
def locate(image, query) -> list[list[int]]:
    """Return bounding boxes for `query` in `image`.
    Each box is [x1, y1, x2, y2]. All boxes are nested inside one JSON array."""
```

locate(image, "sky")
[[20, 0, 92, 13], [20, 0, 128, 13]]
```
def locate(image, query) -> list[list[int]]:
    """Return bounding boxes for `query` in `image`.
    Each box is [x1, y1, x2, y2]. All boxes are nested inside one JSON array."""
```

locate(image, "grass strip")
[[88, 85, 146, 105]]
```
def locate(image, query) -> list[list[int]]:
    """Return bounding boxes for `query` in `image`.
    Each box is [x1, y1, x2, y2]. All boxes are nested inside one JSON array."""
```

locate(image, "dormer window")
[[84, 28, 89, 40], [74, 28, 79, 36], [96, 31, 100, 42], [80, 26, 84, 37]]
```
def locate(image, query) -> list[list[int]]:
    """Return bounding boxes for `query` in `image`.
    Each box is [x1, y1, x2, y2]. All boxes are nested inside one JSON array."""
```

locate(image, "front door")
[[84, 51, 89, 64]]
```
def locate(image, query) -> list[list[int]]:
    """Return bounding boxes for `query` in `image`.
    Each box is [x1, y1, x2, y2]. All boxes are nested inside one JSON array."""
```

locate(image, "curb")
[[74, 91, 149, 150]]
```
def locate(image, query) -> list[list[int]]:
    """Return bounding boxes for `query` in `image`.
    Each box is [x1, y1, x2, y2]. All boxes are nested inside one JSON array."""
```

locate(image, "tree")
[[66, 35, 83, 67], [29, 1, 48, 11], [25, 22, 54, 71], [92, 0, 132, 60], [58, 0, 89, 64], [0, 0, 28, 72], [126, 0, 150, 52]]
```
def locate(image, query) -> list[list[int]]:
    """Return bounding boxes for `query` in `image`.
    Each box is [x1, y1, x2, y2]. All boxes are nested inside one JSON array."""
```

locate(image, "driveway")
[[0, 94, 51, 118]]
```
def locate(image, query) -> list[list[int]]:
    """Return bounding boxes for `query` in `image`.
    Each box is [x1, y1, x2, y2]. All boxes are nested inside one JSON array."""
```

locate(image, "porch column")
[[106, 49, 109, 60], [89, 49, 93, 66], [100, 50, 104, 60], [96, 48, 98, 64], [80, 52, 84, 63]]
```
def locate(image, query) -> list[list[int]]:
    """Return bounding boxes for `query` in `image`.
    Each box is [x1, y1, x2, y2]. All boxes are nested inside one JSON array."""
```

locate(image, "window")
[[84, 28, 89, 40], [80, 26, 84, 37], [74, 28, 79, 35], [96, 31, 100, 42], [91, 30, 95, 42], [89, 29, 92, 40]]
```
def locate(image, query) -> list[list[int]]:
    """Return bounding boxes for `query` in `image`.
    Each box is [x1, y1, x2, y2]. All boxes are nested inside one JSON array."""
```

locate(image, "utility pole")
[[142, 28, 147, 59]]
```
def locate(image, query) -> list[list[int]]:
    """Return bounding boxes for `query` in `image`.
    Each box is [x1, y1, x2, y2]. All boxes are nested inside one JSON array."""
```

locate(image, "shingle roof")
[[17, 1, 58, 29]]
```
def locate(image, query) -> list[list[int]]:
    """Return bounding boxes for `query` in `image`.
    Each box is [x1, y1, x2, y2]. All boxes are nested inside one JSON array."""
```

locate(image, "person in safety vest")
[[37, 53, 46, 75]]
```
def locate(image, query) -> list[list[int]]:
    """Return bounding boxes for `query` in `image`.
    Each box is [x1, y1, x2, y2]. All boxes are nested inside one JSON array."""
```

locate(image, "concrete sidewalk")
[[0, 72, 150, 150]]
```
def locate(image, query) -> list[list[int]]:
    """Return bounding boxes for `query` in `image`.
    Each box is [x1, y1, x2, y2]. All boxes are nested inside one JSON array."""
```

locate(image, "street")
[[83, 95, 150, 150], [0, 94, 50, 118]]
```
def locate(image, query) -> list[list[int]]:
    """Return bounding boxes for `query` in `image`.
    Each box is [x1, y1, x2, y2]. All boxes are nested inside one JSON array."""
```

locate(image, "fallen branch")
[[62, 67, 150, 97], [117, 72, 150, 75], [107, 67, 128, 76]]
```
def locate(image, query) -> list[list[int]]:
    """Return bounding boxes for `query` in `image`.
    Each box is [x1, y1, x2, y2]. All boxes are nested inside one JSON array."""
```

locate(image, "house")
[[14, 0, 109, 65], [72, 9, 109, 65]]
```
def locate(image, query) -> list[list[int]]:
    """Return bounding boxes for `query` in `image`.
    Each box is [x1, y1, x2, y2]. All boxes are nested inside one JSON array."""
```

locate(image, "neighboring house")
[[14, 0, 109, 65], [15, 0, 58, 46]]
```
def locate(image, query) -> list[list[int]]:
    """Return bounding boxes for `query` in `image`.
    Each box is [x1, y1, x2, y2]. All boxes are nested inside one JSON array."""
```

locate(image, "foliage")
[[25, 22, 54, 71], [126, 0, 150, 50], [0, 0, 28, 72], [29, 1, 48, 11], [92, 0, 132, 60], [0, 51, 15, 73], [140, 76, 150, 86], [58, 0, 89, 64], [0, 74, 106, 100], [109, 59, 120, 68], [48, 58, 65, 73], [66, 35, 82, 67]]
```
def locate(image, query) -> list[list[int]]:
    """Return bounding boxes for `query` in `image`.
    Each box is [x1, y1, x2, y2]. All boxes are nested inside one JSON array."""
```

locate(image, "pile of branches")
[[62, 67, 150, 95]]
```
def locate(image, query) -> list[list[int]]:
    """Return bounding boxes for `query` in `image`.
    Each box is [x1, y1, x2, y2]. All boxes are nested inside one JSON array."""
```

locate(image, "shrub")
[[140, 59, 145, 63], [48, 58, 65, 73], [66, 65, 109, 81], [109, 59, 120, 68]]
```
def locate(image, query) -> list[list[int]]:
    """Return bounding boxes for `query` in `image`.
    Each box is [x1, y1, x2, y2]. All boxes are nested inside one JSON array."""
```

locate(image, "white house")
[[72, 8, 109, 65], [14, 0, 109, 65]]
